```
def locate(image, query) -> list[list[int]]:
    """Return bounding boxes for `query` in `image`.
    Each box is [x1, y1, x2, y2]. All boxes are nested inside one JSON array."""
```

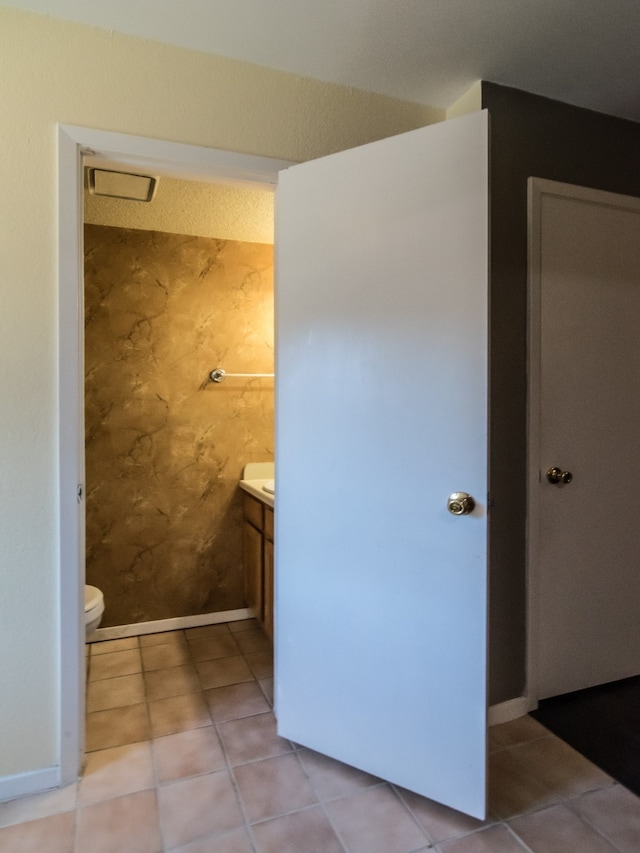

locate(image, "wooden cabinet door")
[[263, 538, 274, 641], [243, 520, 263, 620]]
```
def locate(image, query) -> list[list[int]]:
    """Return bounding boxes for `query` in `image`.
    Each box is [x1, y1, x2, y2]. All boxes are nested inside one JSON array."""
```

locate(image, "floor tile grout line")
[[209, 709, 260, 853], [141, 670, 167, 853], [201, 635, 275, 851], [562, 789, 633, 853], [502, 820, 538, 853], [149, 627, 251, 852], [503, 798, 626, 853], [488, 731, 556, 754], [391, 783, 450, 849], [240, 748, 352, 853]]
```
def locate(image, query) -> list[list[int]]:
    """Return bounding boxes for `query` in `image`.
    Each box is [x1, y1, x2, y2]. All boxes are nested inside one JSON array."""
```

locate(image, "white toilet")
[[84, 585, 105, 638]]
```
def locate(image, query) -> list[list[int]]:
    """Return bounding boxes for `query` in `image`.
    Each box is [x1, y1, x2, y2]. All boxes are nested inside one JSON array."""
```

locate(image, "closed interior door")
[[276, 111, 489, 818], [530, 179, 640, 699]]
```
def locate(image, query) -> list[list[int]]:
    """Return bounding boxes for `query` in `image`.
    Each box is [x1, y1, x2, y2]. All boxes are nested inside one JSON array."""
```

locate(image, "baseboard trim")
[[89, 608, 254, 643], [488, 696, 532, 726], [0, 766, 61, 804]]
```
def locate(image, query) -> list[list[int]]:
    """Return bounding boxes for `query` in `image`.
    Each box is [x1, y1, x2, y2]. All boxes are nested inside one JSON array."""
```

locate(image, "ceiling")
[[4, 0, 640, 122]]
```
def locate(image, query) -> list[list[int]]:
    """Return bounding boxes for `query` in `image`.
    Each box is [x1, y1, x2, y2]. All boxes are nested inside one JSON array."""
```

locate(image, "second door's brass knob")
[[546, 467, 573, 485]]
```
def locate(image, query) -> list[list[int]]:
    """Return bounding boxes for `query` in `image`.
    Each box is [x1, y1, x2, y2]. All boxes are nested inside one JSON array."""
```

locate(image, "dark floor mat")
[[530, 675, 640, 796]]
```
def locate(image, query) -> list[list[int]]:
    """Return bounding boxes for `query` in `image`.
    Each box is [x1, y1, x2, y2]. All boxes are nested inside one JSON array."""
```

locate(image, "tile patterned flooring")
[[2, 619, 640, 851]]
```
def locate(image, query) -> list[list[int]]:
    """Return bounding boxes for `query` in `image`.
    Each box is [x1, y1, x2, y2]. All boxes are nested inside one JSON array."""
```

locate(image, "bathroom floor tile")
[[489, 716, 551, 752], [89, 648, 143, 681], [488, 741, 558, 819], [508, 803, 619, 852], [218, 712, 292, 766], [196, 655, 255, 690], [144, 664, 202, 701], [325, 784, 430, 853], [569, 784, 640, 852], [141, 641, 192, 671], [184, 623, 233, 641], [171, 827, 254, 853], [76, 788, 162, 853], [437, 824, 529, 852], [297, 748, 382, 802], [187, 633, 241, 662], [152, 726, 226, 783], [242, 650, 273, 680], [233, 753, 318, 822], [85, 702, 151, 751], [0, 810, 76, 853], [0, 782, 77, 829], [148, 691, 212, 737], [139, 630, 186, 647], [505, 735, 613, 801], [251, 806, 345, 853], [87, 671, 146, 712], [258, 677, 274, 706], [232, 629, 272, 655], [157, 770, 244, 849], [90, 636, 140, 655], [228, 619, 260, 633], [205, 681, 271, 722], [395, 785, 492, 843], [79, 741, 155, 805]]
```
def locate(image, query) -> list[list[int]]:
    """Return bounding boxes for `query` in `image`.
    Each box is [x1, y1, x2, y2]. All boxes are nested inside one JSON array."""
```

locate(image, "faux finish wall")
[[482, 82, 640, 704], [85, 225, 274, 627], [0, 5, 438, 782]]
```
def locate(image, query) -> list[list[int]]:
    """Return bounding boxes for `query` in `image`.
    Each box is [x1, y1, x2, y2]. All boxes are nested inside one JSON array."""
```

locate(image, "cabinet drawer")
[[243, 493, 263, 530], [264, 506, 274, 541]]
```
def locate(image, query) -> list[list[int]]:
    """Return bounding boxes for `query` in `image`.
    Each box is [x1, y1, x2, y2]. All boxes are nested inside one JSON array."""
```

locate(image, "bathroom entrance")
[[83, 176, 275, 631]]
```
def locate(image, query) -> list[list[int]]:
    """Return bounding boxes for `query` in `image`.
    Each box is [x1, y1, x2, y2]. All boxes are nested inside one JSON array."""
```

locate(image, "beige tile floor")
[[2, 618, 640, 851]]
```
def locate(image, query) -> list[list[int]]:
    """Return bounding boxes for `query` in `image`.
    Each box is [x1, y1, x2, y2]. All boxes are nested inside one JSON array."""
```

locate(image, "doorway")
[[57, 124, 292, 784], [527, 177, 640, 705], [83, 179, 275, 630]]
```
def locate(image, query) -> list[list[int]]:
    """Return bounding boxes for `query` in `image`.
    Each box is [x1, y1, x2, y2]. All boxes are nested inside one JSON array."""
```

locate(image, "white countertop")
[[239, 478, 274, 508]]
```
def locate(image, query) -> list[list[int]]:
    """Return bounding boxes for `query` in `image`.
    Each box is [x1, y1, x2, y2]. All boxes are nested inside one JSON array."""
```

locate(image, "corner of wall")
[[445, 81, 482, 120]]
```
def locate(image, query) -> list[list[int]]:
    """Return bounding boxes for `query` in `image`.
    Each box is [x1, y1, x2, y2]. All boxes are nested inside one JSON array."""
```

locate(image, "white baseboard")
[[0, 766, 60, 804], [89, 607, 254, 642], [488, 696, 532, 726]]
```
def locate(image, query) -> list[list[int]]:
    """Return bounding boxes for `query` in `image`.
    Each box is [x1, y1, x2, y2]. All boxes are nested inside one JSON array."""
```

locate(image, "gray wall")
[[483, 82, 640, 704]]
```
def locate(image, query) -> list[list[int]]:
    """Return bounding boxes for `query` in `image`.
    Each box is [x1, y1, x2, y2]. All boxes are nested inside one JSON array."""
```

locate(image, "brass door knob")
[[447, 492, 475, 515], [546, 466, 573, 485]]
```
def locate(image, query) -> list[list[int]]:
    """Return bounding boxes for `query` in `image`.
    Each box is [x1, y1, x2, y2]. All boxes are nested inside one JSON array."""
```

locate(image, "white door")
[[275, 111, 489, 819], [529, 179, 640, 700]]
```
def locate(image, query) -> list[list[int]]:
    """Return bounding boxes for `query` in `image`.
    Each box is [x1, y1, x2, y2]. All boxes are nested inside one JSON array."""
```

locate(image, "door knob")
[[546, 466, 573, 485], [447, 492, 475, 515]]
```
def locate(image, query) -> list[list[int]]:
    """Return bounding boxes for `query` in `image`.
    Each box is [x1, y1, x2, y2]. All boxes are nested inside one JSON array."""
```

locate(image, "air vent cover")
[[88, 168, 157, 202]]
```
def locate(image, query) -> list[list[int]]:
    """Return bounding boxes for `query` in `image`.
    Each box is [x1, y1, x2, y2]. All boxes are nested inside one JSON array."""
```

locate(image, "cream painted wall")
[[0, 5, 440, 785], [85, 177, 274, 243]]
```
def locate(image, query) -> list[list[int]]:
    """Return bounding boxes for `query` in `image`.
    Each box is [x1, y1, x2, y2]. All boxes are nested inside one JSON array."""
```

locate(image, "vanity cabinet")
[[242, 493, 274, 639]]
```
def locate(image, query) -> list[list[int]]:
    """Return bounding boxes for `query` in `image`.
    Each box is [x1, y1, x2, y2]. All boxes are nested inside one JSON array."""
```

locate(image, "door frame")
[[526, 175, 548, 712], [526, 176, 640, 707], [57, 124, 293, 783]]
